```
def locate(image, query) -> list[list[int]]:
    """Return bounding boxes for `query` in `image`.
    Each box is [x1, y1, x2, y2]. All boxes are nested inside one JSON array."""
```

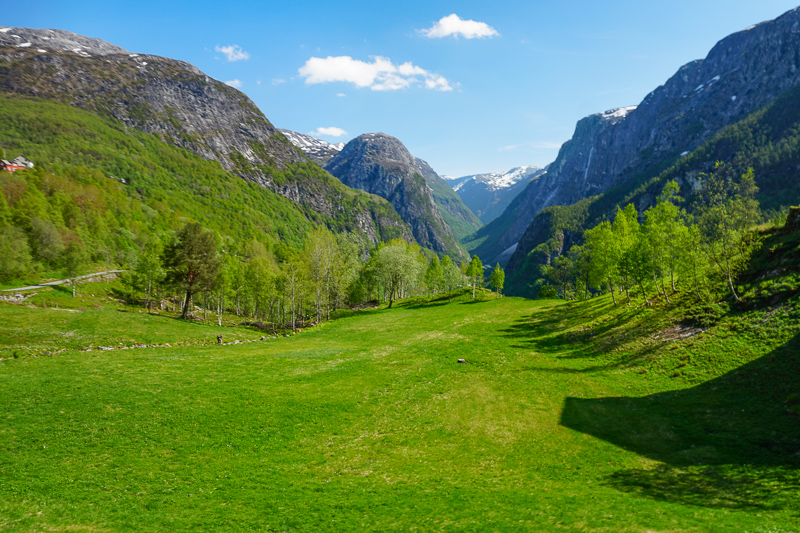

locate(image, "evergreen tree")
[[164, 222, 221, 319]]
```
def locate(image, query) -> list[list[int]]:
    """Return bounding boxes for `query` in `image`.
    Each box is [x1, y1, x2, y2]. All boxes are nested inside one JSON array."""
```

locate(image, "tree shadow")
[[560, 333, 800, 510], [499, 297, 646, 358]]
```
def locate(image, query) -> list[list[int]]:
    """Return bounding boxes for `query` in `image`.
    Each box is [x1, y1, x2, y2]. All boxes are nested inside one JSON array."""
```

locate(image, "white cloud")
[[310, 127, 348, 138], [420, 14, 499, 39], [224, 79, 242, 88], [215, 44, 250, 62], [298, 55, 453, 92], [337, 93, 346, 98], [271, 78, 286, 86]]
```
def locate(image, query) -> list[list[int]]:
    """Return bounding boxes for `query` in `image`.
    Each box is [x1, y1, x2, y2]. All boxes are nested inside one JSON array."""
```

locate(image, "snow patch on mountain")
[[454, 166, 544, 192], [600, 106, 637, 121], [279, 129, 346, 165]]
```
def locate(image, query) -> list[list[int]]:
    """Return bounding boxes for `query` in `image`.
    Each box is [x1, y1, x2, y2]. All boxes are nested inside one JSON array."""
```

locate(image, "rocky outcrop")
[[491, 7, 800, 269], [0, 28, 414, 247], [325, 133, 467, 259]]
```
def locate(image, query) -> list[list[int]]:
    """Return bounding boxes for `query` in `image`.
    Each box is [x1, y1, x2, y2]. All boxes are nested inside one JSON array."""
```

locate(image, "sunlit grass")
[[1, 289, 798, 531]]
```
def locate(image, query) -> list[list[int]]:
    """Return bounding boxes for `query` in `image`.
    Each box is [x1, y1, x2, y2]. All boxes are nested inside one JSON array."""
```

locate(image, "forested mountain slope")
[[472, 6, 800, 266], [505, 81, 800, 297], [414, 157, 482, 241], [0, 28, 413, 247], [0, 98, 411, 283]]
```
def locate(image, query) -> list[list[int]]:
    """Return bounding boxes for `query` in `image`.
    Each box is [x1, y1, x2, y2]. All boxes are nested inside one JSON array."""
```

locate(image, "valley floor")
[[1, 294, 798, 532]]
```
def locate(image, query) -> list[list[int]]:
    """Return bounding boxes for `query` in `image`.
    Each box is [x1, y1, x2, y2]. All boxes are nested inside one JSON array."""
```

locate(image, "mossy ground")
[[1, 286, 798, 532]]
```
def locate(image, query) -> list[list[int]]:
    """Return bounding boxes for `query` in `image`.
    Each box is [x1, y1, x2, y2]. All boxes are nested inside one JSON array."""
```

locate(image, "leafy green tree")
[[425, 257, 443, 298], [583, 221, 619, 304], [62, 241, 88, 297], [489, 263, 505, 298], [677, 224, 710, 300], [30, 216, 64, 267], [372, 239, 424, 308], [0, 225, 32, 281], [134, 246, 165, 312], [164, 221, 221, 319], [466, 254, 484, 299], [303, 227, 337, 323], [440, 256, 462, 301], [695, 165, 760, 302], [612, 204, 639, 304]]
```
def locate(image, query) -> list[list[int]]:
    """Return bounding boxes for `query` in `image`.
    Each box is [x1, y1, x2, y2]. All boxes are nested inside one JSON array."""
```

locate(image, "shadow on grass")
[[561, 333, 800, 510], [500, 297, 644, 355]]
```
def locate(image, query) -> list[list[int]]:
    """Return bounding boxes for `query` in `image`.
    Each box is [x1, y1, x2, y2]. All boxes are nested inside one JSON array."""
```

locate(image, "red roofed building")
[[0, 155, 34, 173]]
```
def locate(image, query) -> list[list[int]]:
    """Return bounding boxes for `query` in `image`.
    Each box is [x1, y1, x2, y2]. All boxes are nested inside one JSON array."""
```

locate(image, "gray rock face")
[[489, 7, 800, 267], [325, 133, 467, 259], [0, 27, 130, 55], [0, 28, 414, 246]]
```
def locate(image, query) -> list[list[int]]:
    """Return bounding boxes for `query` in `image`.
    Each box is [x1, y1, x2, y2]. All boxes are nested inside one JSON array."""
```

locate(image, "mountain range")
[[445, 166, 546, 225], [4, 6, 800, 292]]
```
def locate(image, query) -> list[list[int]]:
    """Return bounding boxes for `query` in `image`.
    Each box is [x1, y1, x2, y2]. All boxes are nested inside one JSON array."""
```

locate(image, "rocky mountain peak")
[[325, 133, 466, 259], [0, 27, 130, 56]]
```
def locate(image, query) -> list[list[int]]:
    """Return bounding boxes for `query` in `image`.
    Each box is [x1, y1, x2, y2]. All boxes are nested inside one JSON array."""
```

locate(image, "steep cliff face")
[[468, 108, 631, 263], [490, 7, 800, 268], [414, 158, 482, 240], [325, 133, 467, 259], [0, 27, 413, 246], [504, 7, 800, 292]]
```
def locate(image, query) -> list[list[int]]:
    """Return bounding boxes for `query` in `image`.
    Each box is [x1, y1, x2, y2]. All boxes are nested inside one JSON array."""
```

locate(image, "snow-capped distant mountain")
[[279, 129, 345, 165], [449, 166, 546, 224]]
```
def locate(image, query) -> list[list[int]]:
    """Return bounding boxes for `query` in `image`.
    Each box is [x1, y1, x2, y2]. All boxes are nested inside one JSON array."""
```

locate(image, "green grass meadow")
[[1, 291, 799, 532]]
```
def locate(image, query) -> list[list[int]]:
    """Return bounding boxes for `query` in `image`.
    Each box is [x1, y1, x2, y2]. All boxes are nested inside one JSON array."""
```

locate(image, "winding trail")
[[1, 270, 125, 292]]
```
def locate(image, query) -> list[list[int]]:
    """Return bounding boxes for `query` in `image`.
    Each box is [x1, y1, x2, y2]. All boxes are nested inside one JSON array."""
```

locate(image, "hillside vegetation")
[[506, 82, 800, 297], [0, 97, 409, 285]]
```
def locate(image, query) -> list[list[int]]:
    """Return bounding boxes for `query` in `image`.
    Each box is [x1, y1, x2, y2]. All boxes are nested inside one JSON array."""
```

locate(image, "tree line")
[[122, 223, 505, 329], [542, 164, 761, 304]]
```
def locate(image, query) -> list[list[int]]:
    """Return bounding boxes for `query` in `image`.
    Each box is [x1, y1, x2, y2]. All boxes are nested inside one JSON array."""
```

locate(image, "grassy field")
[[1, 288, 799, 532]]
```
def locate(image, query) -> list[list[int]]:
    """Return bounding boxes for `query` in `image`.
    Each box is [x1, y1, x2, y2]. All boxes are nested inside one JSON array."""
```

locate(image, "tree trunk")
[[608, 277, 617, 306], [181, 291, 192, 319]]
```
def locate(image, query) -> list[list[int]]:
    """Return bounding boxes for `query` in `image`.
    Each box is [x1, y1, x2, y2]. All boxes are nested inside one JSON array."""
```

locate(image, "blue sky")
[[8, 1, 800, 176]]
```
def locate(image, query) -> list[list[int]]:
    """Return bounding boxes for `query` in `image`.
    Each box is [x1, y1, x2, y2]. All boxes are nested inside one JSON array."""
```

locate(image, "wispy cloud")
[[298, 55, 454, 92], [215, 44, 250, 62], [420, 14, 499, 39], [271, 78, 286, 86], [224, 79, 242, 88], [310, 127, 348, 138]]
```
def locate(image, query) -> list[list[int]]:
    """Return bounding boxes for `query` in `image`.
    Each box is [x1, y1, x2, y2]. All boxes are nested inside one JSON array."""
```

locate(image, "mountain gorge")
[[449, 166, 546, 224]]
